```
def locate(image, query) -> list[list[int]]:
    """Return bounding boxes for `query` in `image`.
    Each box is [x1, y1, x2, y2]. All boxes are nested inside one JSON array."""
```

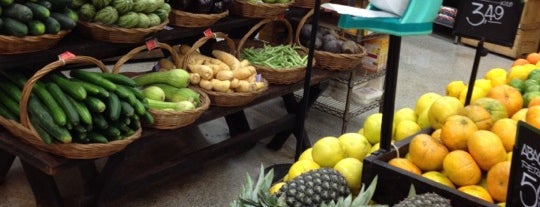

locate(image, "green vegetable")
[[67, 96, 92, 125], [70, 70, 117, 91], [84, 96, 106, 113], [93, 6, 118, 25], [4, 3, 33, 23], [61, 8, 79, 23], [0, 88, 20, 117], [136, 12, 149, 28], [2, 17, 28, 37], [43, 16, 60, 34], [50, 12, 76, 30], [97, 72, 137, 87], [133, 69, 190, 88], [48, 73, 87, 100], [0, 0, 13, 6], [146, 99, 195, 111], [146, 13, 161, 27], [107, 93, 121, 121], [92, 0, 112, 9], [30, 115, 54, 144], [78, 3, 96, 21], [24, 2, 50, 20], [139, 110, 154, 124], [28, 97, 72, 143], [142, 85, 165, 101], [111, 0, 133, 14], [33, 81, 67, 126], [153, 83, 199, 104], [120, 100, 135, 117], [88, 131, 109, 143], [0, 102, 17, 120], [27, 20, 46, 35], [46, 82, 80, 126], [131, 0, 148, 12], [242, 44, 308, 69], [93, 113, 108, 129], [101, 126, 122, 141]]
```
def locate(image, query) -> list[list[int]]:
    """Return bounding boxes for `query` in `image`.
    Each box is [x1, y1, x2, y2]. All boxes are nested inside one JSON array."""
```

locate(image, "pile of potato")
[[173, 45, 265, 93]]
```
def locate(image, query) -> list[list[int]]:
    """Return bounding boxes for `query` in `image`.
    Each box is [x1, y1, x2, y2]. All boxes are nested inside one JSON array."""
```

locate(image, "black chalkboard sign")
[[454, 0, 525, 46], [507, 121, 540, 207]]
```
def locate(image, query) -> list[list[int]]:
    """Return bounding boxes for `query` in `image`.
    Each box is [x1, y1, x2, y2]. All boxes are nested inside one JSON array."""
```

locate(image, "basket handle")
[[294, 8, 315, 48], [20, 56, 110, 129], [182, 32, 236, 69], [112, 42, 180, 75], [236, 17, 294, 58]]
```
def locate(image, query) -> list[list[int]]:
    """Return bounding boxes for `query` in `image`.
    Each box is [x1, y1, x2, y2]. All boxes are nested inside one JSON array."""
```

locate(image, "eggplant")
[[187, 0, 213, 13], [169, 0, 192, 10]]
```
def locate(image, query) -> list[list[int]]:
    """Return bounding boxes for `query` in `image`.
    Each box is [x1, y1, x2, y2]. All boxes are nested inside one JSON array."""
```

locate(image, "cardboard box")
[[360, 34, 389, 73], [519, 0, 540, 30], [461, 28, 540, 59]]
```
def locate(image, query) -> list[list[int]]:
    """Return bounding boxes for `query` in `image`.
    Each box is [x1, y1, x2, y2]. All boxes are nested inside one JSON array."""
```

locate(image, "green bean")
[[241, 44, 307, 70]]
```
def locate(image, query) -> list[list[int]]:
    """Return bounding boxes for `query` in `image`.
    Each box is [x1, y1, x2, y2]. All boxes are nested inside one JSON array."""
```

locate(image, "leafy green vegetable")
[[241, 44, 308, 70]]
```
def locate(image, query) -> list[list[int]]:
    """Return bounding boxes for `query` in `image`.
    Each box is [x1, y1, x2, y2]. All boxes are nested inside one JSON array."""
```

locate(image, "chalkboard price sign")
[[507, 121, 540, 207], [454, 0, 525, 47]]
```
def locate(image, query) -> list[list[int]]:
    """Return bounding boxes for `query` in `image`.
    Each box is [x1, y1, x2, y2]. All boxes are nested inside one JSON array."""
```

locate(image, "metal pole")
[[379, 35, 401, 152]]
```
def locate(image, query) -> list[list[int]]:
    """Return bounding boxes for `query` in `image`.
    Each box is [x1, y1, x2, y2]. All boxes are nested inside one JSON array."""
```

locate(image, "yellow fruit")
[[443, 150, 482, 186], [459, 105, 493, 130], [363, 113, 383, 144], [388, 158, 422, 175], [458, 185, 494, 203], [428, 96, 464, 129], [446, 80, 467, 98], [487, 161, 511, 202], [485, 68, 508, 87], [475, 79, 493, 94], [414, 92, 442, 116], [338, 133, 371, 160], [431, 128, 442, 142], [312, 136, 345, 167], [472, 97, 509, 123], [507, 65, 532, 82], [491, 118, 517, 152], [441, 115, 478, 151], [369, 142, 380, 154], [269, 182, 285, 194], [468, 130, 507, 171], [507, 152, 512, 161], [334, 157, 363, 191], [357, 128, 364, 135], [286, 159, 320, 181], [511, 108, 527, 121], [498, 202, 506, 207], [409, 133, 449, 171], [422, 171, 455, 189], [394, 120, 421, 141], [394, 107, 417, 125], [298, 148, 313, 161], [487, 85, 523, 117], [416, 108, 431, 129], [459, 86, 487, 105]]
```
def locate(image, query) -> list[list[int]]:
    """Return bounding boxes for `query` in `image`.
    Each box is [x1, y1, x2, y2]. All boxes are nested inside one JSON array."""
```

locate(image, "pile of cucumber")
[[0, 0, 78, 37], [0, 70, 153, 144]]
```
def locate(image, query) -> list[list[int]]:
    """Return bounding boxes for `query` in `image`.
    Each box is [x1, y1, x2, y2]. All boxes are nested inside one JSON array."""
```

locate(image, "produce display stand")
[[0, 14, 336, 206]]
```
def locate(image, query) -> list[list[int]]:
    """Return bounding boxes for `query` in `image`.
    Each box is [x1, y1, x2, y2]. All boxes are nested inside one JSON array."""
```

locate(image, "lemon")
[[507, 151, 512, 161], [338, 133, 371, 161], [485, 68, 507, 87], [286, 159, 320, 181], [474, 79, 493, 94], [422, 171, 455, 189], [458, 86, 487, 105], [428, 96, 464, 129], [298, 148, 313, 161], [394, 120, 421, 141], [414, 92, 442, 116], [369, 142, 380, 154], [357, 128, 364, 135], [394, 107, 417, 125], [507, 64, 536, 83], [363, 113, 383, 145], [333, 157, 363, 191], [269, 182, 285, 194], [416, 108, 431, 129], [312, 136, 345, 167], [446, 81, 467, 98]]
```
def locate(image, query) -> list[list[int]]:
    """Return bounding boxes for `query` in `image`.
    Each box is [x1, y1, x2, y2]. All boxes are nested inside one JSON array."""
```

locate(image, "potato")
[[211, 79, 231, 92], [236, 80, 255, 92], [212, 50, 240, 69], [189, 73, 201, 84], [199, 79, 212, 91], [233, 66, 255, 80], [188, 64, 213, 80], [158, 58, 176, 71], [230, 78, 239, 89], [216, 70, 234, 81]]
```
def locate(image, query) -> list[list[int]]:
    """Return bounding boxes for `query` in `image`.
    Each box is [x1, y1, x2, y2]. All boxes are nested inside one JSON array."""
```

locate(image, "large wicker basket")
[[230, 0, 292, 19], [112, 43, 210, 130], [77, 20, 168, 43], [182, 32, 268, 107], [0, 56, 141, 159], [237, 18, 307, 85], [169, 9, 229, 28], [0, 30, 70, 54], [295, 9, 366, 71]]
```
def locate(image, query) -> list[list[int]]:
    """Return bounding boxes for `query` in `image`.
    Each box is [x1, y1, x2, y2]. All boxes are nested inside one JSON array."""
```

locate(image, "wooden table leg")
[[93, 150, 127, 207], [21, 162, 63, 207], [77, 161, 100, 206], [225, 110, 251, 136], [0, 148, 15, 185]]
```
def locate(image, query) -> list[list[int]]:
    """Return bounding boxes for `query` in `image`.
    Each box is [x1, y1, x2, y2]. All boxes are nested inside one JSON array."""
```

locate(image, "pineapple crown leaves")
[[320, 176, 388, 207], [229, 164, 286, 207]]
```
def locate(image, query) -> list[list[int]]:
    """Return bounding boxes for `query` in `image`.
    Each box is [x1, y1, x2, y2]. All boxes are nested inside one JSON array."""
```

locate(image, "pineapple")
[[392, 192, 451, 207]]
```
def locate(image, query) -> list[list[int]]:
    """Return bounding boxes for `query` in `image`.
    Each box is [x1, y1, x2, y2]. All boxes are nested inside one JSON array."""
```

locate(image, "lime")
[[508, 79, 525, 93]]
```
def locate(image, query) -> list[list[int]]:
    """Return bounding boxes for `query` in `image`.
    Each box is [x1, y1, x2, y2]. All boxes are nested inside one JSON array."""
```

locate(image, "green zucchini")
[[46, 82, 80, 126], [132, 69, 189, 88], [88, 131, 108, 143], [70, 70, 117, 91], [48, 73, 87, 100], [28, 97, 71, 143], [106, 93, 121, 121], [120, 100, 134, 117], [93, 113, 108, 130], [33, 81, 67, 126], [97, 72, 137, 87], [30, 114, 53, 144], [71, 129, 88, 143], [84, 96, 106, 113], [66, 95, 92, 125]]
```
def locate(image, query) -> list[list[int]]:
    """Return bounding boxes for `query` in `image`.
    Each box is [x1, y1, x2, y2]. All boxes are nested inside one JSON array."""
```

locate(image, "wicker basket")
[[77, 20, 168, 44], [183, 32, 268, 107], [0, 30, 70, 54], [295, 9, 366, 71], [112, 43, 210, 130], [0, 56, 141, 159], [169, 9, 229, 28], [230, 0, 293, 19], [237, 18, 307, 85], [291, 0, 330, 8]]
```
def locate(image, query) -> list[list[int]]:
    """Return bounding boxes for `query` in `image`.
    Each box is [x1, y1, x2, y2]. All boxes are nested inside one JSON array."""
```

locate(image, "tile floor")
[[0, 33, 515, 207]]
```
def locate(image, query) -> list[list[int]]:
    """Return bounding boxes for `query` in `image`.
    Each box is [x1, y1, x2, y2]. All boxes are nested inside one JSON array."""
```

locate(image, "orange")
[[528, 96, 540, 108], [526, 105, 540, 129], [487, 85, 524, 117], [408, 133, 449, 171], [459, 105, 494, 130], [526, 52, 540, 64], [440, 115, 478, 151], [472, 97, 509, 123], [487, 161, 511, 202], [458, 185, 494, 203], [512, 58, 529, 66], [491, 118, 517, 152], [468, 130, 507, 171], [388, 158, 422, 175], [443, 150, 482, 186], [431, 128, 442, 141]]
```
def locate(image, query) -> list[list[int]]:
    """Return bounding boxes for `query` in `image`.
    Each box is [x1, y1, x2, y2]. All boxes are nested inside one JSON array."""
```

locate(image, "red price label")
[[145, 38, 159, 50], [276, 14, 285, 20], [58, 51, 76, 61], [203, 28, 214, 37]]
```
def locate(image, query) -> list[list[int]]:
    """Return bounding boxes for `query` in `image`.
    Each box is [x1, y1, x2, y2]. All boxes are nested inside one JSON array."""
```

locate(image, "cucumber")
[[37, 0, 52, 9], [127, 86, 145, 100], [93, 113, 108, 130], [0, 71, 26, 88], [0, 91, 20, 117], [74, 79, 110, 98], [120, 100, 134, 117], [61, 7, 78, 22], [33, 81, 67, 126], [46, 82, 80, 126], [97, 73, 137, 87], [30, 114, 54, 144], [107, 93, 121, 121], [0, 0, 13, 6], [43, 16, 60, 34], [49, 0, 71, 11], [2, 17, 28, 37], [24, 2, 50, 20], [27, 20, 46, 36], [70, 70, 117, 91], [140, 110, 154, 125], [112, 122, 133, 137], [101, 126, 121, 141], [4, 3, 33, 23], [50, 12, 76, 30], [84, 96, 106, 113], [88, 131, 108, 143], [131, 97, 146, 116], [0, 75, 22, 102], [128, 115, 141, 130], [114, 84, 136, 101], [0, 102, 17, 121], [28, 97, 72, 143], [48, 73, 87, 100], [66, 95, 92, 125], [71, 129, 88, 143]]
